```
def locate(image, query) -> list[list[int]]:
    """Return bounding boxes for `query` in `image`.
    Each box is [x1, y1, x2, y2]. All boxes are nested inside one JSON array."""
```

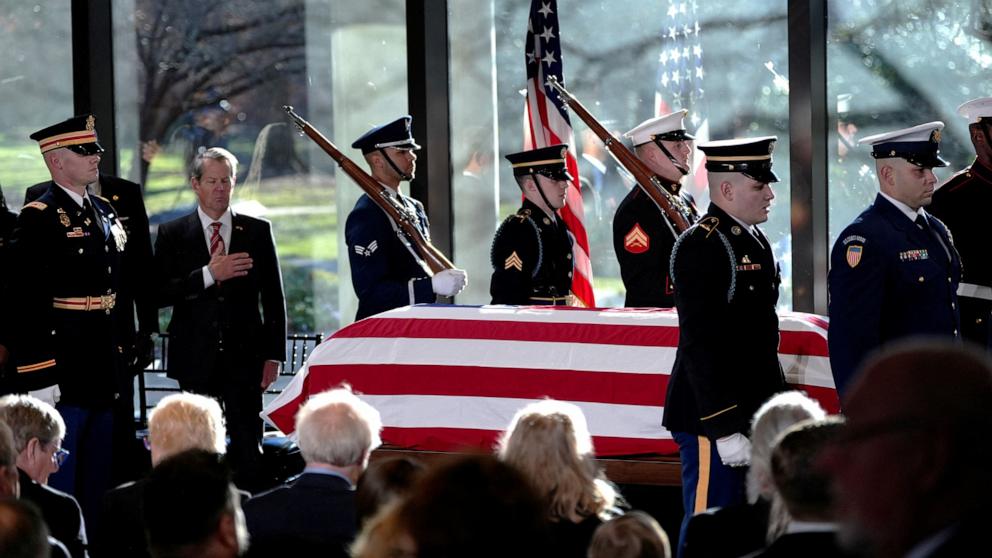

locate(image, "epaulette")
[[93, 194, 111, 203], [23, 201, 47, 211], [696, 216, 719, 238], [510, 207, 531, 223]]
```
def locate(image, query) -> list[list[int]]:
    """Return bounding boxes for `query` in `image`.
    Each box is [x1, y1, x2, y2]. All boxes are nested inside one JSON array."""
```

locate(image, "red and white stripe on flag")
[[523, 0, 594, 307], [262, 305, 837, 457]]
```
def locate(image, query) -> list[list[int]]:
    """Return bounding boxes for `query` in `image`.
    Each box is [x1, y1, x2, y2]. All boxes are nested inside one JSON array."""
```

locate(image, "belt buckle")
[[100, 293, 116, 314]]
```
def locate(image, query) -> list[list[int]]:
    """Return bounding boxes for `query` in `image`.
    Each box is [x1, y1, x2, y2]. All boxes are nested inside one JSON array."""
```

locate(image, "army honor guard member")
[[663, 136, 787, 553], [345, 116, 467, 321], [10, 114, 131, 532], [929, 97, 992, 349], [490, 145, 575, 305], [613, 110, 699, 307], [828, 121, 961, 396]]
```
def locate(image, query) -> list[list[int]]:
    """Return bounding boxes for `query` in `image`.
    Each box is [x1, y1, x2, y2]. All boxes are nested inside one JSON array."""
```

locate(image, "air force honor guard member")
[[346, 116, 467, 321], [490, 145, 575, 305], [663, 136, 787, 556], [9, 114, 131, 533], [929, 98, 992, 349], [828, 122, 961, 396], [613, 110, 699, 307]]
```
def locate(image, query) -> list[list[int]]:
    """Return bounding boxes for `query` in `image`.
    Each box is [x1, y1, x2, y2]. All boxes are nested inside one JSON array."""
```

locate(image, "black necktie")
[[914, 214, 929, 231]]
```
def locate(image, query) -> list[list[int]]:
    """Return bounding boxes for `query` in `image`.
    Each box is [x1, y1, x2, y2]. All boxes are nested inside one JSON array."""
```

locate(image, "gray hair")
[[191, 146, 238, 180], [0, 421, 16, 468], [148, 392, 227, 466], [0, 395, 66, 453], [295, 387, 383, 467]]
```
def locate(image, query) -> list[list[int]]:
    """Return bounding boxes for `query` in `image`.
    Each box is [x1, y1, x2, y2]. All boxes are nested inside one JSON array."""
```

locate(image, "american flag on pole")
[[656, 0, 710, 194], [262, 305, 838, 456], [523, 0, 595, 308]]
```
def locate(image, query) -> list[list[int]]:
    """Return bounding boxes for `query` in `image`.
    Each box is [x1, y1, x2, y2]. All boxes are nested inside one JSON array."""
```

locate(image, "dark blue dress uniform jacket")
[[828, 193, 961, 396], [489, 199, 574, 305], [928, 160, 992, 348], [613, 183, 698, 308], [9, 184, 129, 404], [345, 192, 435, 321], [663, 203, 786, 439]]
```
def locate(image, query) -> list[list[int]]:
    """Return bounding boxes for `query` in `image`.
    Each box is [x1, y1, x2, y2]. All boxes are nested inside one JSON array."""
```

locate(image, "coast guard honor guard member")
[[828, 121, 961, 396], [9, 114, 130, 533], [663, 136, 787, 556], [346, 116, 467, 321], [929, 97, 992, 349], [613, 110, 699, 307], [490, 145, 575, 305]]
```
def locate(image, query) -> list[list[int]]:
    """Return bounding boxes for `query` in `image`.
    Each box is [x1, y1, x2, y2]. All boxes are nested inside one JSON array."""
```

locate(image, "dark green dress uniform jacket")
[[490, 199, 573, 305], [928, 159, 992, 349], [9, 183, 129, 404], [662, 203, 786, 439]]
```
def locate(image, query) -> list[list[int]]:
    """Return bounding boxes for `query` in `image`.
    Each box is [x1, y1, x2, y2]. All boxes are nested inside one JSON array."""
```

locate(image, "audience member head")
[[0, 421, 19, 498], [770, 417, 845, 522], [497, 399, 617, 523], [0, 499, 49, 558], [142, 449, 247, 558], [820, 339, 992, 557], [588, 510, 671, 558], [295, 386, 383, 484], [148, 392, 226, 467], [747, 391, 827, 503], [355, 456, 426, 526], [353, 454, 549, 558], [0, 395, 67, 484]]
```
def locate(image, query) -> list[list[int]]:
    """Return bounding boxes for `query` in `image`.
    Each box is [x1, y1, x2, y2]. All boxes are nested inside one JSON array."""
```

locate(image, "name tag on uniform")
[[899, 249, 928, 262], [67, 227, 85, 238], [736, 264, 762, 271]]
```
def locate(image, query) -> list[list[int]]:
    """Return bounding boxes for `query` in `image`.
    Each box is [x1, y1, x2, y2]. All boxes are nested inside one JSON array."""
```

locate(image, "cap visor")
[[66, 142, 105, 155], [744, 169, 779, 183]]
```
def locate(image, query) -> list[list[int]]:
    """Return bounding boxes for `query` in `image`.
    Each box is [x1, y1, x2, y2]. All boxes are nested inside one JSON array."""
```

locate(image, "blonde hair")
[[588, 511, 671, 558], [148, 392, 226, 465], [350, 500, 416, 558], [497, 399, 616, 522], [295, 386, 382, 467], [0, 395, 65, 452]]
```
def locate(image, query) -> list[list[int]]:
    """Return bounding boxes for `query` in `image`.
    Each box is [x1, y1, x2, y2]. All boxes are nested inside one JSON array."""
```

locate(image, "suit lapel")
[[229, 212, 246, 254], [185, 211, 211, 264]]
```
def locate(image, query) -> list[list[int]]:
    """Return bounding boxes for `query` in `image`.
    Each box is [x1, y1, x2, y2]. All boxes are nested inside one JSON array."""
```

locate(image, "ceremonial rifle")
[[284, 105, 455, 274], [545, 76, 693, 233]]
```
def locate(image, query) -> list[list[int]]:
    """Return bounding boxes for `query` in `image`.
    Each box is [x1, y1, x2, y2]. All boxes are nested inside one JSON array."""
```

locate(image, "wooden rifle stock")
[[283, 106, 455, 275], [545, 77, 692, 233]]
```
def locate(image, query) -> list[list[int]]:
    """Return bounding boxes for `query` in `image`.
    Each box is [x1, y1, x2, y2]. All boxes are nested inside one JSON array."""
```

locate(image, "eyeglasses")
[[52, 447, 70, 467]]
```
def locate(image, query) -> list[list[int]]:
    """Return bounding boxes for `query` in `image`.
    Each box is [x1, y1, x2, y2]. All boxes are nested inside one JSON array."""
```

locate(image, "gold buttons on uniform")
[[566, 254, 572, 260], [567, 271, 573, 278], [951, 302, 956, 309], [918, 276, 925, 283]]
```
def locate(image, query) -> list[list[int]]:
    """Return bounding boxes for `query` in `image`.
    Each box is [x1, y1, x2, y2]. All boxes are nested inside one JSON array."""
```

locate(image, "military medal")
[[60, 213, 71, 227]]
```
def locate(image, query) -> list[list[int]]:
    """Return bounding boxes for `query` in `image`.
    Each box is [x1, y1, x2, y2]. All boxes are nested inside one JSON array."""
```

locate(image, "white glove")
[[431, 268, 468, 297], [28, 384, 61, 407], [715, 433, 752, 467]]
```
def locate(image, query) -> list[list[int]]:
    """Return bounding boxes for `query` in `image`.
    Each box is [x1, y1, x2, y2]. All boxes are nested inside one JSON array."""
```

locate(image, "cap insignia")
[[85, 115, 96, 131], [931, 130, 941, 143]]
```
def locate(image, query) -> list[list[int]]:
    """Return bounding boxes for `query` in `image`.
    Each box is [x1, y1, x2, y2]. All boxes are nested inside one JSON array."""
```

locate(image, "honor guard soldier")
[[828, 122, 961, 396], [613, 110, 699, 307], [346, 116, 467, 321], [490, 145, 575, 305], [929, 97, 992, 349], [9, 114, 131, 534], [663, 136, 787, 554]]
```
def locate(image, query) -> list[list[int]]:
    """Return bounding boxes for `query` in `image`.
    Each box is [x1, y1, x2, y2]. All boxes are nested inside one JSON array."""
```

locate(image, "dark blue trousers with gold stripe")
[[673, 432, 747, 558]]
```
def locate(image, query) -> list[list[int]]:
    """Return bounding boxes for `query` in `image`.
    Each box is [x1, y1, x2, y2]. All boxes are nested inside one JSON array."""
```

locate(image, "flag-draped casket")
[[263, 305, 836, 456]]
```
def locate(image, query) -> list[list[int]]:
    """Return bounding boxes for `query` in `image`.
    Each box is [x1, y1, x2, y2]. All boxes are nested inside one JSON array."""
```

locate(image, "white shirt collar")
[[197, 205, 233, 231], [55, 182, 90, 208], [904, 524, 957, 558], [879, 191, 925, 223]]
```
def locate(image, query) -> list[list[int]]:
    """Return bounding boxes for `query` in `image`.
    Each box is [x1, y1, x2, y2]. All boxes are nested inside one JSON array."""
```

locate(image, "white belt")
[[957, 282, 992, 302]]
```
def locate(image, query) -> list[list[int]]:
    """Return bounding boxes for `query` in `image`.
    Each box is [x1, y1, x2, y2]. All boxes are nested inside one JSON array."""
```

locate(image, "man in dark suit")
[[928, 97, 992, 349], [664, 136, 787, 557], [346, 116, 467, 321], [243, 387, 380, 557], [613, 110, 699, 308], [9, 114, 130, 536], [0, 394, 87, 557], [828, 122, 961, 396], [154, 147, 286, 490], [26, 174, 157, 485]]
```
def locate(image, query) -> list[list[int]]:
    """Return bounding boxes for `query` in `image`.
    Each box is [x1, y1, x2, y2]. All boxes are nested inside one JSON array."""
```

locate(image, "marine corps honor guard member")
[[490, 145, 575, 305], [345, 116, 467, 321], [9, 114, 131, 532], [828, 121, 961, 395], [662, 136, 787, 555], [613, 110, 699, 307], [929, 97, 992, 349]]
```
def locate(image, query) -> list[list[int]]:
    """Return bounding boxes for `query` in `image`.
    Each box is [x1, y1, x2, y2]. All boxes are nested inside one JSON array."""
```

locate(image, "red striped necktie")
[[209, 222, 226, 256]]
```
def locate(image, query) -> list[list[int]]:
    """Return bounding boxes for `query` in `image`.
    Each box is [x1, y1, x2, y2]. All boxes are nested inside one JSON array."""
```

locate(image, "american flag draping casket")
[[262, 305, 836, 456]]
